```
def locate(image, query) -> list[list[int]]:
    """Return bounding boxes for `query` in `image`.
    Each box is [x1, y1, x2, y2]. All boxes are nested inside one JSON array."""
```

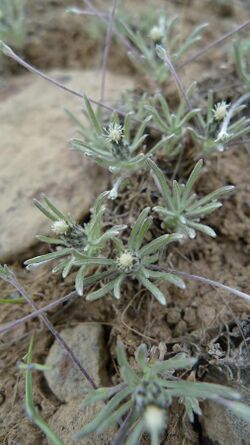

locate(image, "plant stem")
[[178, 20, 250, 69], [150, 265, 250, 303], [100, 0, 118, 102], [4, 270, 97, 389]]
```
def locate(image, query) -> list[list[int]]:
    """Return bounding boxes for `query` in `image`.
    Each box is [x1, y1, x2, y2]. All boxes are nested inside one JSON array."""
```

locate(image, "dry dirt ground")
[[0, 1, 250, 444]]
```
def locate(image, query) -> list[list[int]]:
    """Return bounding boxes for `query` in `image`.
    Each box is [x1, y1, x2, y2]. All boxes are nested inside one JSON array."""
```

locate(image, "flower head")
[[149, 25, 164, 42], [104, 122, 124, 144], [144, 405, 166, 433], [116, 250, 140, 273], [51, 220, 69, 235], [213, 101, 230, 121]]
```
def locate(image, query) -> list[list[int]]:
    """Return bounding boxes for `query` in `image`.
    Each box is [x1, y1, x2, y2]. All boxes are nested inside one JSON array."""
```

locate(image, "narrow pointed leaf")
[[182, 160, 203, 201], [86, 279, 117, 301], [219, 399, 250, 422], [152, 356, 197, 373], [36, 235, 67, 246], [25, 248, 73, 267], [75, 388, 132, 439], [139, 233, 182, 257], [191, 186, 235, 208], [113, 275, 124, 299], [147, 159, 174, 210], [135, 344, 148, 369], [125, 418, 144, 445], [97, 400, 133, 433], [33, 199, 57, 221], [75, 265, 87, 296], [187, 202, 222, 217], [128, 207, 151, 250], [187, 221, 216, 237], [139, 273, 166, 305], [25, 338, 65, 445], [145, 270, 186, 289], [116, 342, 130, 369], [84, 95, 102, 134], [42, 196, 68, 222], [80, 388, 113, 409]]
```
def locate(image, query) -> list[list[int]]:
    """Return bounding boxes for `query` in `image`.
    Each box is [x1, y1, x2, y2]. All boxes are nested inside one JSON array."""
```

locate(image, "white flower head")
[[149, 17, 165, 42], [144, 405, 166, 433], [149, 25, 164, 42], [51, 219, 69, 235], [116, 250, 140, 273], [213, 101, 230, 121], [105, 122, 124, 144]]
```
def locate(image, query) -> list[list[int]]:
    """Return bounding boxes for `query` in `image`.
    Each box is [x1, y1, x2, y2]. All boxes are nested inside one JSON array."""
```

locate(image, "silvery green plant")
[[69, 96, 170, 198], [121, 91, 150, 122], [68, 207, 185, 303], [70, 95, 168, 173], [0, 0, 26, 50], [144, 83, 200, 156], [117, 14, 207, 85], [233, 37, 250, 90], [189, 90, 250, 155], [74, 342, 250, 445], [24, 192, 126, 290], [148, 158, 234, 239]]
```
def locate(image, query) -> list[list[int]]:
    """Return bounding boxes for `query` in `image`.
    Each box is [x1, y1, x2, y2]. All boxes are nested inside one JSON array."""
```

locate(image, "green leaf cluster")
[[149, 158, 234, 239], [117, 14, 207, 85], [74, 342, 249, 445], [75, 207, 184, 304], [24, 192, 126, 293], [70, 96, 168, 175]]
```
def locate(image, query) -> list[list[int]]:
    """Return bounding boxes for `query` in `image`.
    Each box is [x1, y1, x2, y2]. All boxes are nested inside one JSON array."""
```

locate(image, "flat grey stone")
[[0, 69, 134, 262], [45, 323, 109, 402]]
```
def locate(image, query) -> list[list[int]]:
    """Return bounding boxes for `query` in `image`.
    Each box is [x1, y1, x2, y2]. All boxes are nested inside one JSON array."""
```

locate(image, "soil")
[[0, 1, 250, 444]]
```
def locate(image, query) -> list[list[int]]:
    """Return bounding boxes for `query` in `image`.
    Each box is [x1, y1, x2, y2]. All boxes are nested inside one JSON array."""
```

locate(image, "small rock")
[[0, 69, 134, 262], [197, 304, 216, 326], [174, 320, 187, 336], [200, 356, 250, 445], [166, 308, 181, 325], [201, 396, 250, 445], [183, 307, 196, 327], [45, 324, 109, 402], [48, 397, 116, 445]]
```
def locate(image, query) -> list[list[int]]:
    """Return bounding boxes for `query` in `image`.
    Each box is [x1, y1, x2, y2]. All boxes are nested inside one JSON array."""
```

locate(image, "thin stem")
[[178, 20, 250, 69], [150, 265, 250, 303], [4, 270, 97, 389], [83, 0, 139, 56], [0, 291, 77, 335], [0, 42, 160, 133], [0, 42, 112, 112], [100, 0, 118, 102], [157, 47, 203, 134], [111, 409, 133, 445], [0, 270, 116, 336], [158, 47, 191, 111]]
